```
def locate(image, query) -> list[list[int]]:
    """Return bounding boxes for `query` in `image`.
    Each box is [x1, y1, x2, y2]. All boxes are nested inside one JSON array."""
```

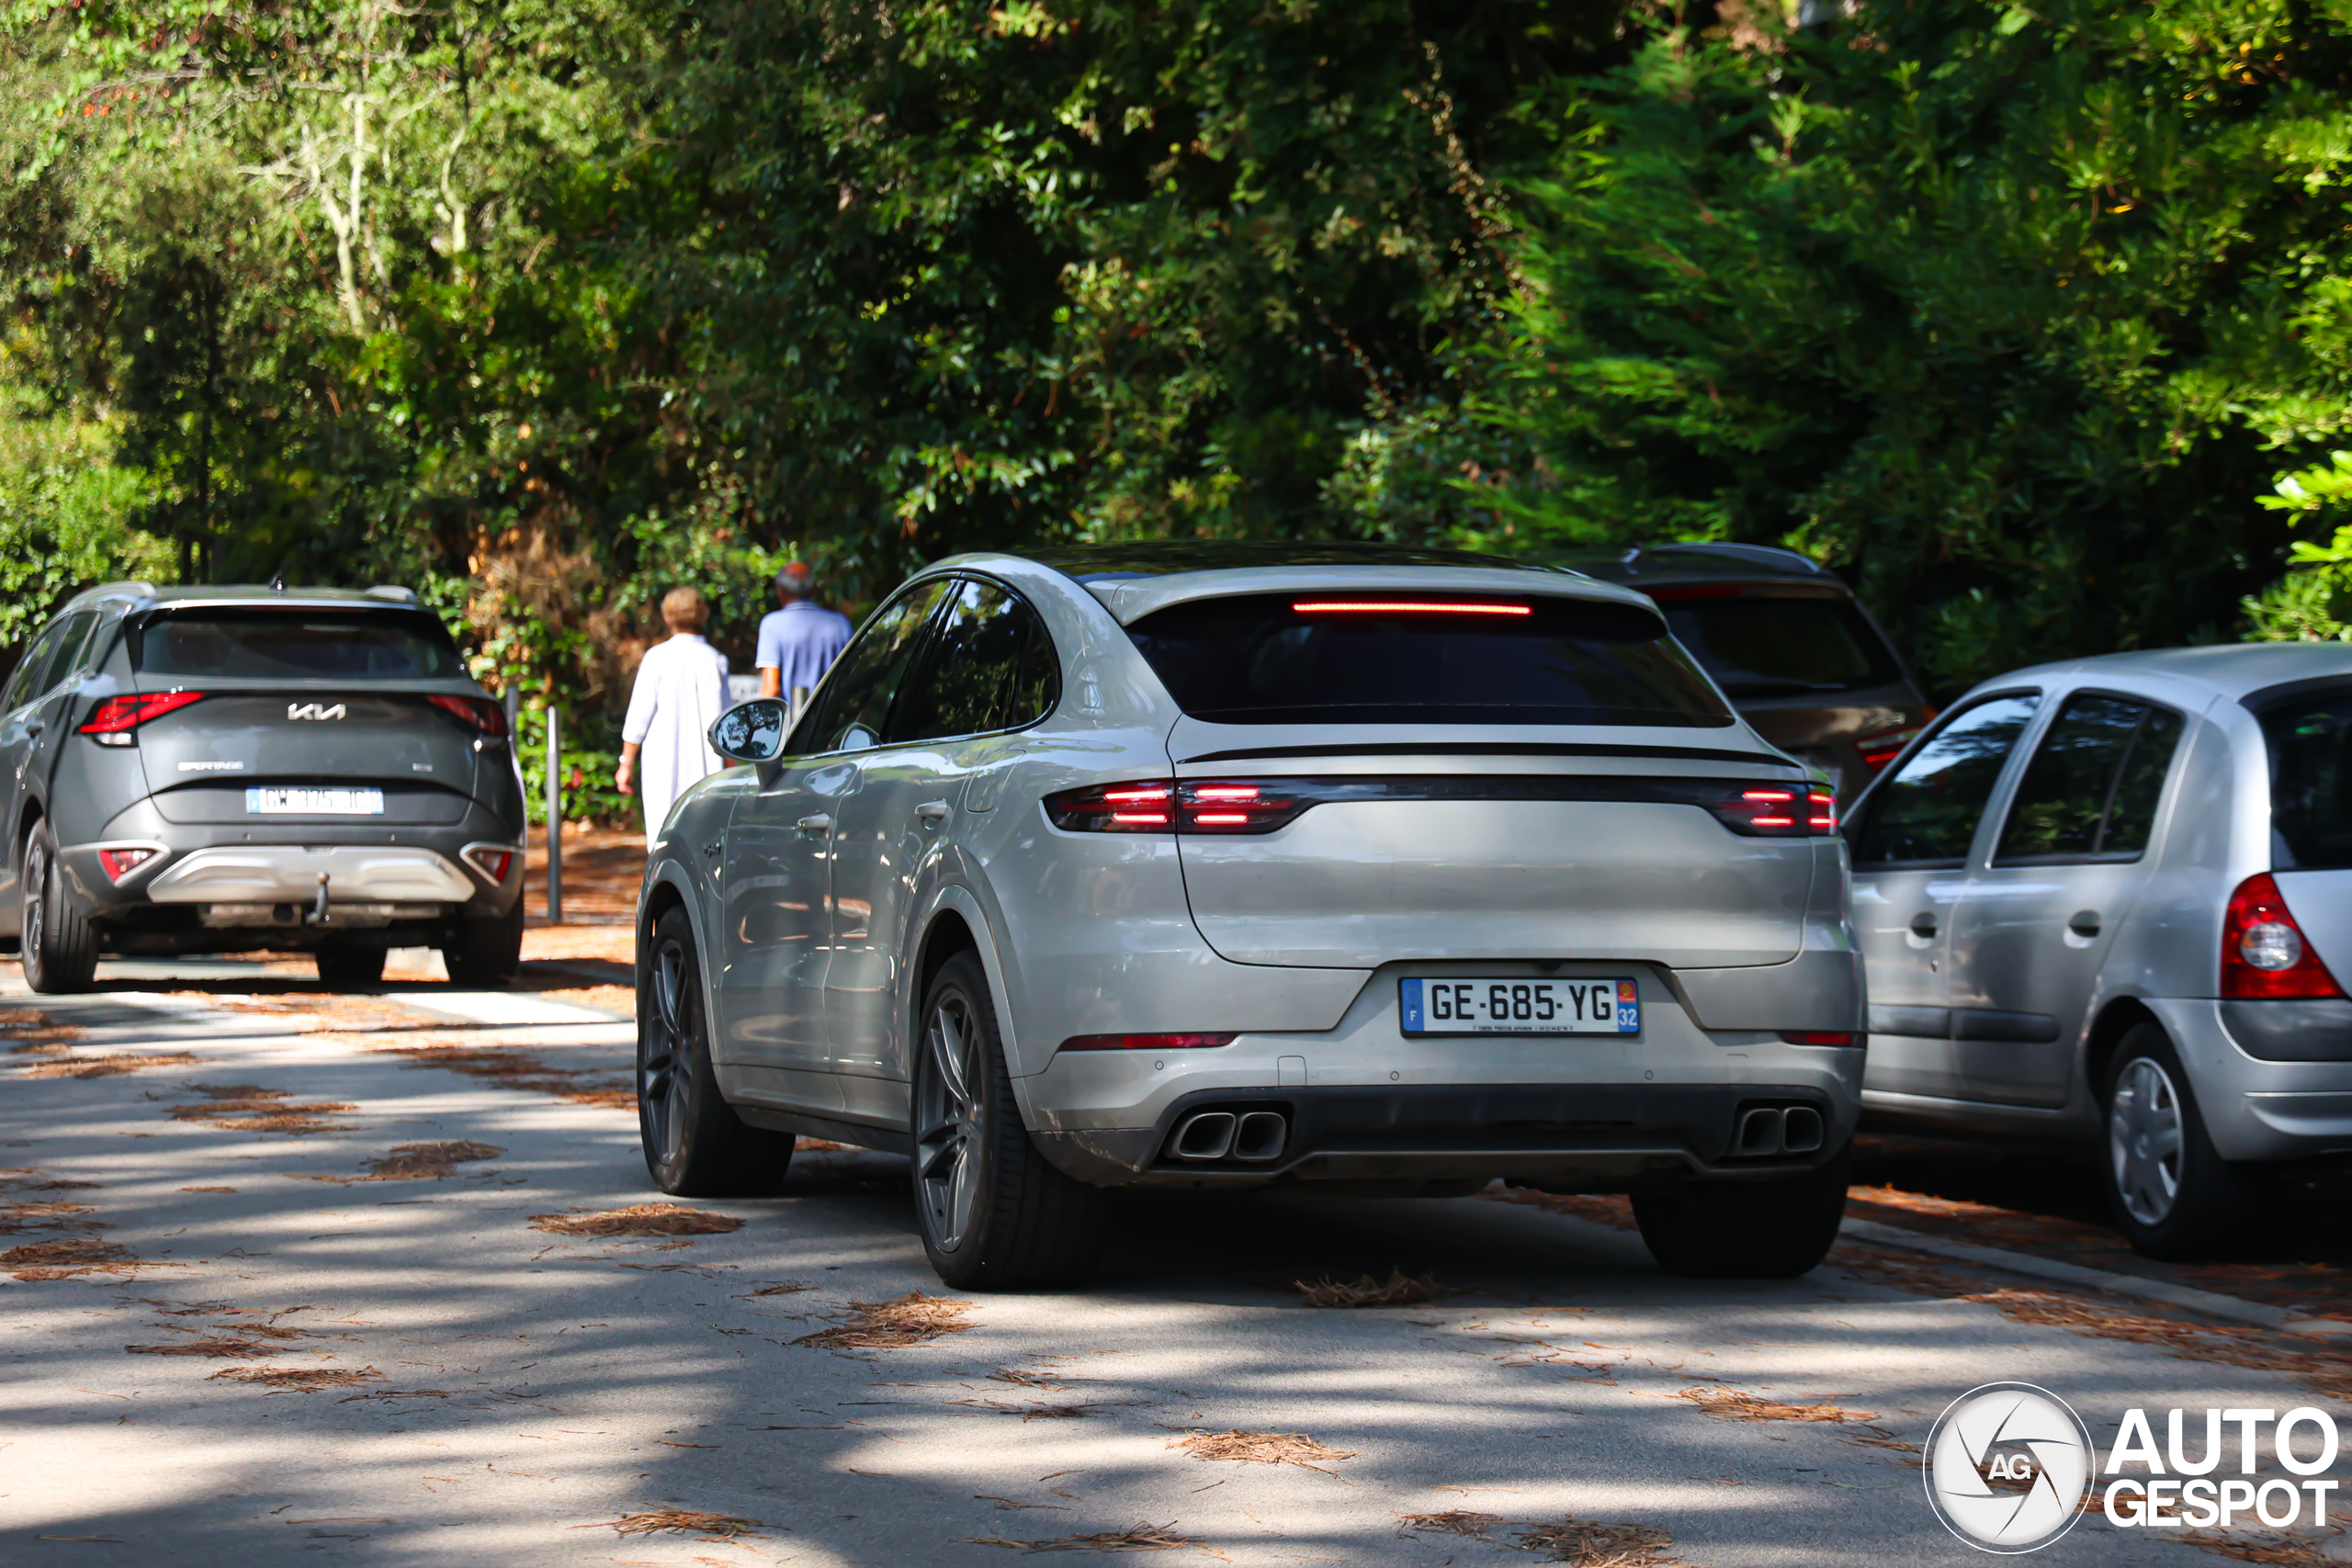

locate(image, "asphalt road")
[[4, 953, 2348, 1567]]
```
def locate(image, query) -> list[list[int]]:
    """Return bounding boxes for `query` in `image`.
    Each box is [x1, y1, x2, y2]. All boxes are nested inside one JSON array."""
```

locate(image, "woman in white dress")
[[616, 587, 732, 849]]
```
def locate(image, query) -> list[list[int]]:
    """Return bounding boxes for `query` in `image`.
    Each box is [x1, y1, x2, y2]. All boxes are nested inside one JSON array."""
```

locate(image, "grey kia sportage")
[[2, 581, 527, 992]]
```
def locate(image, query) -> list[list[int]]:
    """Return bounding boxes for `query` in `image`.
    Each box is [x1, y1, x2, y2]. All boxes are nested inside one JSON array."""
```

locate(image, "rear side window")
[[890, 579, 1058, 743], [1125, 593, 1731, 728], [1850, 693, 2041, 866], [1655, 593, 1905, 697], [1995, 694, 2184, 863], [2256, 684, 2352, 869], [2, 619, 70, 712], [137, 609, 464, 680]]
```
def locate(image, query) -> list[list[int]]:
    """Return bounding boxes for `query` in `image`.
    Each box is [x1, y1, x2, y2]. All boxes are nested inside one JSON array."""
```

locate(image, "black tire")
[[313, 944, 387, 987], [638, 906, 791, 1197], [445, 899, 524, 987], [911, 951, 1108, 1291], [1632, 1140, 1852, 1280], [2101, 1021, 2251, 1260], [20, 818, 97, 995]]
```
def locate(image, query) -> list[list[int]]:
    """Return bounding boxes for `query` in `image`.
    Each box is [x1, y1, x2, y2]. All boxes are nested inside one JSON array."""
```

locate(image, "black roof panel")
[[1028, 540, 1570, 584]]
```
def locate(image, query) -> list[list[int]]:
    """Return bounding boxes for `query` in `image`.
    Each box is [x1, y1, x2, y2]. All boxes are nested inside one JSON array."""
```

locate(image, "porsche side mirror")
[[710, 698, 788, 763]]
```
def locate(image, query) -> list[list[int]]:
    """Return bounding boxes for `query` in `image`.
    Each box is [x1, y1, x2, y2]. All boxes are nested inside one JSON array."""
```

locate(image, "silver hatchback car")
[[1849, 644, 2352, 1258], [634, 545, 1864, 1288]]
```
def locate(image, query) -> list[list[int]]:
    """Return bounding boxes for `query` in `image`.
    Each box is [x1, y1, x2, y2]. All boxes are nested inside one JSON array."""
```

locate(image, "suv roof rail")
[[365, 584, 422, 604], [1631, 542, 1829, 576]]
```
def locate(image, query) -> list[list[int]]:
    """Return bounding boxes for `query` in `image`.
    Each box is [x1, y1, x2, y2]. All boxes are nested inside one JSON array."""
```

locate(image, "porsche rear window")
[[1125, 593, 1733, 727], [137, 609, 465, 681]]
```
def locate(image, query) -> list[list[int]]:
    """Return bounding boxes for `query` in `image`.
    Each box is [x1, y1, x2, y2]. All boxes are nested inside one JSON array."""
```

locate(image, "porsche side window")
[[789, 581, 950, 756]]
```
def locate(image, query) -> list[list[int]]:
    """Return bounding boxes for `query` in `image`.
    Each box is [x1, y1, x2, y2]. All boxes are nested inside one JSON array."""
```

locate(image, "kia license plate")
[[245, 787, 386, 816], [1399, 977, 1638, 1036]]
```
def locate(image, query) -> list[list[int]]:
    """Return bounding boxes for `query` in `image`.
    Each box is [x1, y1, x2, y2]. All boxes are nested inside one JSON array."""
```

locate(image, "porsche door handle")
[[2067, 910, 2101, 938], [915, 801, 952, 825], [1909, 912, 1939, 940], [795, 814, 832, 836]]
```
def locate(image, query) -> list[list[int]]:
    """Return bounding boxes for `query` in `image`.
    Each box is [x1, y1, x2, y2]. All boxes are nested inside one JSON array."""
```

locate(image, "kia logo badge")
[[287, 703, 346, 721]]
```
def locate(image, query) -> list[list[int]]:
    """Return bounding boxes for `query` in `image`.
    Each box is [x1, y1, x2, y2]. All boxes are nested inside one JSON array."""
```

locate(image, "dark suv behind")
[[1565, 543, 1931, 800], [1, 582, 527, 992]]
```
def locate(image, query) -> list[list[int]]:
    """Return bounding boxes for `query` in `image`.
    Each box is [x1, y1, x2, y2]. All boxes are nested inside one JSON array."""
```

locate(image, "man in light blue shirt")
[[756, 561, 854, 702]]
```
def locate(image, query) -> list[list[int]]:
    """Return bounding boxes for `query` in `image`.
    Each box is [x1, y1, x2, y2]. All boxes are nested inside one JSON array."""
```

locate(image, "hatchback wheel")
[[1632, 1140, 1851, 1279], [20, 819, 97, 995], [2102, 1022, 2248, 1259], [638, 907, 791, 1196], [912, 952, 1106, 1291]]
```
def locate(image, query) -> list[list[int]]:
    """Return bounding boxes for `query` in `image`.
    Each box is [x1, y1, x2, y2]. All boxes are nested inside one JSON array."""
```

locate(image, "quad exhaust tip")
[[1170, 1109, 1288, 1162], [1735, 1104, 1826, 1157]]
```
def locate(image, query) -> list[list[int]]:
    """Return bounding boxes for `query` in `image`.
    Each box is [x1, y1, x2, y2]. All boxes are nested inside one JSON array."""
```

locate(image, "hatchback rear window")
[[2256, 684, 2352, 870], [1125, 593, 1733, 727], [1654, 593, 1905, 697], [136, 609, 465, 681]]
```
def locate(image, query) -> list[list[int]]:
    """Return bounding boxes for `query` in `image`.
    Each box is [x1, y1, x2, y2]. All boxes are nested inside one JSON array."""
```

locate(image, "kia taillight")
[[1705, 786, 1838, 838], [97, 847, 159, 882], [79, 691, 206, 743], [2222, 874, 2345, 999], [427, 694, 510, 738], [1855, 724, 1922, 773], [463, 845, 516, 883], [1060, 1032, 1238, 1052]]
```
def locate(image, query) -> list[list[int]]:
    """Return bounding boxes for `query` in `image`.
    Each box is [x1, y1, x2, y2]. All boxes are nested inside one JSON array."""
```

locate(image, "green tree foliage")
[[1474, 0, 2352, 692]]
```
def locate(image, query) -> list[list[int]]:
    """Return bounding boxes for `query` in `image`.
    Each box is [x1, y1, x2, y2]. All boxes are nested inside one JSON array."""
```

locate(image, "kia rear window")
[[1125, 593, 1733, 727], [1654, 594, 1905, 697], [136, 609, 465, 681], [2256, 684, 2352, 870]]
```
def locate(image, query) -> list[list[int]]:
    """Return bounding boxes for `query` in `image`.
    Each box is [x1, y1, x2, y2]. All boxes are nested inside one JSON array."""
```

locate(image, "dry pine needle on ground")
[[795, 1292, 974, 1349]]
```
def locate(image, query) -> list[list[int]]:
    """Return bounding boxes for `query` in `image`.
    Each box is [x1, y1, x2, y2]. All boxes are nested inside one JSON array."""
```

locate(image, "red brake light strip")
[[1291, 601, 1532, 616]]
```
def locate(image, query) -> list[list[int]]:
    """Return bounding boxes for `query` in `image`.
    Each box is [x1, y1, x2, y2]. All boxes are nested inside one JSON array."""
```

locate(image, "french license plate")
[[245, 787, 385, 816], [1399, 977, 1638, 1036]]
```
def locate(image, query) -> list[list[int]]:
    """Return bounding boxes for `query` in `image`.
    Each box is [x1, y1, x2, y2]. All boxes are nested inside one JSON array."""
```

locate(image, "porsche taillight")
[[1043, 780, 1312, 835], [1705, 786, 1838, 838]]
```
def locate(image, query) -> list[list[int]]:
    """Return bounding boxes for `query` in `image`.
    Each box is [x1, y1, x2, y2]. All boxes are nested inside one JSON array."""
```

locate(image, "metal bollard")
[[790, 684, 810, 724], [545, 705, 562, 926]]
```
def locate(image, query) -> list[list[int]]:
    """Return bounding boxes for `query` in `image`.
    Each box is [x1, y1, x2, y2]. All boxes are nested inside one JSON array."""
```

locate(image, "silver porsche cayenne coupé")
[[632, 544, 1865, 1289]]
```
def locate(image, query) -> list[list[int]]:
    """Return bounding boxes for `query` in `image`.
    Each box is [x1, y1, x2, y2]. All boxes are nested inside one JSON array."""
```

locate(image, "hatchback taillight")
[[427, 694, 510, 738], [79, 691, 206, 743], [2222, 874, 2345, 999]]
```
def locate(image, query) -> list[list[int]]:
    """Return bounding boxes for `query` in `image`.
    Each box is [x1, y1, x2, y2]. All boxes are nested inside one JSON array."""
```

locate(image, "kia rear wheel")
[[638, 907, 790, 1197], [20, 819, 96, 994], [911, 952, 1106, 1291], [1632, 1141, 1851, 1279], [313, 943, 387, 987], [446, 899, 524, 987], [2102, 1022, 2249, 1259]]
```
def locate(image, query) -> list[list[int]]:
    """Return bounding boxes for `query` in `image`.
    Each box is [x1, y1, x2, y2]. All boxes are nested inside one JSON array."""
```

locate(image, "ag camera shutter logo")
[[1924, 1382, 2094, 1552]]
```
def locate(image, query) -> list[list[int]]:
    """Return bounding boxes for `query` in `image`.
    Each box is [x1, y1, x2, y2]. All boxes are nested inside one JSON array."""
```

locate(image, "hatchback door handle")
[[702, 839, 723, 859], [2068, 910, 2101, 939], [1909, 912, 1939, 940], [915, 801, 951, 824], [22, 718, 42, 738], [796, 814, 832, 836]]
